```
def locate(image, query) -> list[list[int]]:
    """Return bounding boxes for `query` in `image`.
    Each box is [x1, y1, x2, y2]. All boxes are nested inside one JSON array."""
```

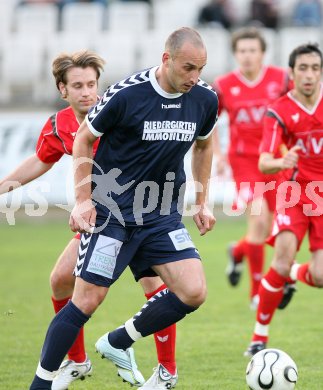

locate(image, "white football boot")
[[95, 332, 145, 386], [52, 356, 92, 390], [139, 364, 178, 389]]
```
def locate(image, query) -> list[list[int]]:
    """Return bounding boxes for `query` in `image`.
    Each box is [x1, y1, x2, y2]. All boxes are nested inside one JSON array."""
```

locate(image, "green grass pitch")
[[1, 214, 322, 389]]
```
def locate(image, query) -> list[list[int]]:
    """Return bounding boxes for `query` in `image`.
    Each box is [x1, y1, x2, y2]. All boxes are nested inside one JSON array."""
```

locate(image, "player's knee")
[[273, 258, 292, 278], [254, 217, 268, 236], [50, 269, 74, 297], [73, 288, 107, 315], [84, 296, 104, 313], [50, 269, 61, 292], [181, 283, 207, 307], [312, 272, 323, 287]]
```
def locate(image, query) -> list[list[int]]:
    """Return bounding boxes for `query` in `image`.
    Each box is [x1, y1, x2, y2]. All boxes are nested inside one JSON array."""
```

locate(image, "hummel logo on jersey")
[[291, 113, 300, 123], [157, 335, 169, 343], [161, 103, 181, 109]]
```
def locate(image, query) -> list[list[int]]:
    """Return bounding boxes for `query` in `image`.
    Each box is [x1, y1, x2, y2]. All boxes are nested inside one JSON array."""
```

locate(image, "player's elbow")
[[258, 160, 267, 173], [258, 157, 267, 174], [258, 154, 274, 174]]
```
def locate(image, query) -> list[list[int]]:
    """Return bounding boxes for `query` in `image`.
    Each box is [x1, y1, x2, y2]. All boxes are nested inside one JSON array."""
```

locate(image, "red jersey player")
[[212, 27, 291, 309], [245, 43, 323, 356], [0, 51, 178, 389]]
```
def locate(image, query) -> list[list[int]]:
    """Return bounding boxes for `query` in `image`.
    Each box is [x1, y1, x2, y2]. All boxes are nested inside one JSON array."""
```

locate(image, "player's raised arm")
[[191, 135, 216, 236], [69, 120, 98, 233], [259, 145, 301, 174], [0, 154, 54, 195], [258, 152, 282, 174]]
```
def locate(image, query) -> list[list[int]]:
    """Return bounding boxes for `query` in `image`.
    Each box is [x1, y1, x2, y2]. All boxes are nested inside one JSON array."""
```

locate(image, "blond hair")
[[52, 50, 105, 90]]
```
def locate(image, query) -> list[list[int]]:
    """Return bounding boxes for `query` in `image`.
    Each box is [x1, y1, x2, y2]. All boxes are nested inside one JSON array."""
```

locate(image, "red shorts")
[[267, 181, 323, 251], [229, 154, 279, 212]]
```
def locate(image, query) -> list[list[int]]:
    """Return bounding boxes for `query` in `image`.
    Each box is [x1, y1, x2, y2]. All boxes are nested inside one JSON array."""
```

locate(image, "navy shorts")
[[74, 218, 201, 287]]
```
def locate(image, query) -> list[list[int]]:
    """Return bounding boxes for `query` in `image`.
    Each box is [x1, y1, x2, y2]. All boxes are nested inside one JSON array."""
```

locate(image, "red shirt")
[[213, 66, 290, 156], [261, 87, 323, 183], [36, 106, 98, 163]]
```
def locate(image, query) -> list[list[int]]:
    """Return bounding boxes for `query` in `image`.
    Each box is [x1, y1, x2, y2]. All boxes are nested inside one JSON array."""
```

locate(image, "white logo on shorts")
[[168, 228, 195, 251], [86, 235, 123, 278], [277, 214, 291, 226]]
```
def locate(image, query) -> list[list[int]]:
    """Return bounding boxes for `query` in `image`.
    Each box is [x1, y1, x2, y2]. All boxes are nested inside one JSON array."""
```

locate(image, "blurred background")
[[1, 0, 323, 107], [0, 0, 322, 212]]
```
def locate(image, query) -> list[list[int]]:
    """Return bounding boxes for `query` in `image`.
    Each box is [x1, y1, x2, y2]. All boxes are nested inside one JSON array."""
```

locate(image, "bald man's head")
[[165, 27, 206, 58]]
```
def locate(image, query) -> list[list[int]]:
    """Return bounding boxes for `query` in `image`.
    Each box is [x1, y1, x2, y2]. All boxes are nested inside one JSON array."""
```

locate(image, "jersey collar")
[[235, 66, 267, 87], [287, 84, 323, 115], [149, 66, 183, 99]]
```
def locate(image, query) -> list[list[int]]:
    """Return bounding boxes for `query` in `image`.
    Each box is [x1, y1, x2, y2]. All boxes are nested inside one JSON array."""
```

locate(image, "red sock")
[[232, 238, 247, 262], [252, 267, 287, 343], [296, 263, 315, 286], [245, 242, 265, 298], [51, 296, 86, 363], [145, 284, 176, 375]]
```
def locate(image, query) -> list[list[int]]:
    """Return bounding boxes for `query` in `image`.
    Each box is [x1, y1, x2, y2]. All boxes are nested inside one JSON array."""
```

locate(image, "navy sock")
[[30, 301, 90, 389], [109, 290, 197, 350], [41, 300, 90, 371]]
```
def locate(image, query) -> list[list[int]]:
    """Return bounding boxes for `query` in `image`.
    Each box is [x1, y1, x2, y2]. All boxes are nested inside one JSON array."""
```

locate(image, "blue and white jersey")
[[86, 66, 218, 226]]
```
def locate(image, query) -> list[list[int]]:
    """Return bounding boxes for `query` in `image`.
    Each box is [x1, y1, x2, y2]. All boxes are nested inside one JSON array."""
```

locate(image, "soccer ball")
[[246, 348, 298, 390]]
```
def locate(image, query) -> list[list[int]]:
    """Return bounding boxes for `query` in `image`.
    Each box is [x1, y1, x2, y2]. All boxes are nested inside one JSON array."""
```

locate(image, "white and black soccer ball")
[[246, 348, 298, 390]]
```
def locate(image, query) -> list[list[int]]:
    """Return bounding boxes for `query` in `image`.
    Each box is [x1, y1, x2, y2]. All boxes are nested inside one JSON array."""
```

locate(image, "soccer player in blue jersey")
[[30, 27, 218, 390]]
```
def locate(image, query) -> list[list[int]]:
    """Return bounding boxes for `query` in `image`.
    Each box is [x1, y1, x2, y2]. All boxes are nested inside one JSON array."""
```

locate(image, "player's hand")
[[281, 145, 301, 170], [193, 204, 216, 236], [69, 199, 96, 233]]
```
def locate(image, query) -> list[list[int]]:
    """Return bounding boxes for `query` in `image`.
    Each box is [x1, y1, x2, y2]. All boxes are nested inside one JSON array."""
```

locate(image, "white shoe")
[[52, 356, 92, 390], [139, 364, 178, 389], [95, 332, 145, 386]]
